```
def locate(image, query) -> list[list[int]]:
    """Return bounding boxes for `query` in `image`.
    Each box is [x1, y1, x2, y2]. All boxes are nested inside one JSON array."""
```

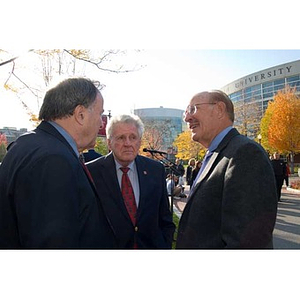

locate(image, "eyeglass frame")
[[183, 102, 217, 118]]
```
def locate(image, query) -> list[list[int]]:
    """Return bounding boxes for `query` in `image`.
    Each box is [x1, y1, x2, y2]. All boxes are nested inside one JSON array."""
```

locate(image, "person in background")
[[284, 161, 291, 188], [83, 148, 102, 162], [175, 158, 185, 193], [176, 90, 278, 249], [191, 160, 202, 187], [0, 78, 117, 249], [87, 114, 175, 249], [166, 174, 182, 198], [271, 152, 286, 201], [186, 158, 196, 187]]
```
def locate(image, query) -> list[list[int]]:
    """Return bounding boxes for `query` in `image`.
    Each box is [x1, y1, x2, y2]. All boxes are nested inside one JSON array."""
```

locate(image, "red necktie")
[[79, 154, 94, 184], [120, 167, 137, 225]]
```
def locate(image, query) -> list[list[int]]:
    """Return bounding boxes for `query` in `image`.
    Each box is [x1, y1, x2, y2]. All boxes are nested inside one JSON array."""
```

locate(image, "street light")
[[257, 133, 262, 144]]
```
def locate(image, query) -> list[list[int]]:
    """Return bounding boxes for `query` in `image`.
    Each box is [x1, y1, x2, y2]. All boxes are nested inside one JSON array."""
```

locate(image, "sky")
[[1, 49, 300, 130]]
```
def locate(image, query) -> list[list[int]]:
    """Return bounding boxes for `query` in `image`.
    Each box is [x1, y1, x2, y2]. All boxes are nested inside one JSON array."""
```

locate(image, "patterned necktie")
[[120, 167, 137, 225]]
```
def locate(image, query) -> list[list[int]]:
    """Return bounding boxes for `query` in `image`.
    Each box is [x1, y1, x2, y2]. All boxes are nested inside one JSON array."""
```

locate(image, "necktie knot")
[[120, 167, 129, 174]]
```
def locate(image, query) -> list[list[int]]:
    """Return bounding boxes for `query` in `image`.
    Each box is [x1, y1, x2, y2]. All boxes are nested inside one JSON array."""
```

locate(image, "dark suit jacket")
[[87, 153, 175, 249], [0, 121, 117, 249], [176, 128, 278, 249]]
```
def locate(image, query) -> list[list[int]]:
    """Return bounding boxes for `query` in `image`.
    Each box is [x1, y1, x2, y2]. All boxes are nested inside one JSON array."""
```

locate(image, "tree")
[[260, 86, 300, 171], [234, 99, 262, 138], [140, 118, 175, 157], [173, 130, 205, 160], [0, 133, 7, 162], [1, 49, 142, 127], [94, 137, 109, 156]]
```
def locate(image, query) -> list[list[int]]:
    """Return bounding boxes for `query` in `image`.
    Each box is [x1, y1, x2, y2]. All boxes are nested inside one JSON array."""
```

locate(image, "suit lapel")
[[189, 128, 240, 198], [134, 156, 148, 216], [101, 153, 133, 222]]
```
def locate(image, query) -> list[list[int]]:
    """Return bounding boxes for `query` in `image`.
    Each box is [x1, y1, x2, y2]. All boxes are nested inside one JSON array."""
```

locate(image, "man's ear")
[[73, 105, 86, 125], [107, 138, 112, 151], [216, 101, 226, 119]]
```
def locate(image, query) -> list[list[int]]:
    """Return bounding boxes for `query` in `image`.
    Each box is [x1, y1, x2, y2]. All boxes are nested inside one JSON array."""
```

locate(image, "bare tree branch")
[[63, 49, 138, 73], [0, 50, 34, 67]]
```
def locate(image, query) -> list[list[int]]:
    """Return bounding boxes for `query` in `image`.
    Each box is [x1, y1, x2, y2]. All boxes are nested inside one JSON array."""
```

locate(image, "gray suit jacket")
[[176, 128, 278, 249]]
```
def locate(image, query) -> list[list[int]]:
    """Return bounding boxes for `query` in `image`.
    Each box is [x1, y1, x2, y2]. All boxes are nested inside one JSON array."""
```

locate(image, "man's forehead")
[[190, 92, 209, 103]]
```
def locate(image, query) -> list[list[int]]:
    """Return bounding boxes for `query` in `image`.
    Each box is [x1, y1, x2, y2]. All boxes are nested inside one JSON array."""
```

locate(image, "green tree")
[[94, 137, 109, 156]]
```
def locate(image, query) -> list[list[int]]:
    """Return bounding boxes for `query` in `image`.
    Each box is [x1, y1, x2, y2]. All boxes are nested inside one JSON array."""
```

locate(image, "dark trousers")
[[275, 175, 284, 201]]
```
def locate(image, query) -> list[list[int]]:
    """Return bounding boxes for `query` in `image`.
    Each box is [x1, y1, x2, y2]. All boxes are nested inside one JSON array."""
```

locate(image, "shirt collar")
[[208, 126, 233, 153], [115, 159, 136, 171], [48, 121, 79, 157]]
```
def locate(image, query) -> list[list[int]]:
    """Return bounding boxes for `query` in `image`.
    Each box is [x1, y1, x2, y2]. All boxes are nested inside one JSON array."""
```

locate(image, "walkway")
[[173, 179, 300, 249]]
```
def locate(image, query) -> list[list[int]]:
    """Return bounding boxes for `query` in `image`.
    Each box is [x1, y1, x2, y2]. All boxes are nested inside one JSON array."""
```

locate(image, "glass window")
[[274, 79, 285, 92], [262, 82, 273, 99]]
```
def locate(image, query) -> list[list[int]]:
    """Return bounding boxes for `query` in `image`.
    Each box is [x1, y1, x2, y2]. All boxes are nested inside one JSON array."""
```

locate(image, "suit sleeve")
[[15, 155, 82, 248], [221, 143, 278, 248]]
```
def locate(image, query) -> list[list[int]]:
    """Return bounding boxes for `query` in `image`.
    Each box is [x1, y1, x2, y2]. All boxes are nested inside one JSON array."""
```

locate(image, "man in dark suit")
[[0, 78, 117, 248], [87, 114, 175, 249], [176, 90, 278, 249]]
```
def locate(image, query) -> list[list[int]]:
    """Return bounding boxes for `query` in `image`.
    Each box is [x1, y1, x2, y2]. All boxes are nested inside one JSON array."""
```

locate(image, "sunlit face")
[[183, 94, 217, 147], [108, 122, 141, 166], [83, 92, 104, 150]]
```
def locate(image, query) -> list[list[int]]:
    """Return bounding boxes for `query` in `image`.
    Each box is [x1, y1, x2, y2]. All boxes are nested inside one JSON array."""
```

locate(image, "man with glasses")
[[176, 90, 278, 249]]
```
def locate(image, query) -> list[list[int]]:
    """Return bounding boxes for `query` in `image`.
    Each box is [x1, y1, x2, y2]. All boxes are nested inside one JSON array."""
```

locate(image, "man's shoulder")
[[136, 154, 163, 166]]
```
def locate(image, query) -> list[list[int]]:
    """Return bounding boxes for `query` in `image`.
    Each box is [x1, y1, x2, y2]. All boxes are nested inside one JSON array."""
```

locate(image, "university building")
[[221, 59, 300, 163], [221, 59, 300, 115]]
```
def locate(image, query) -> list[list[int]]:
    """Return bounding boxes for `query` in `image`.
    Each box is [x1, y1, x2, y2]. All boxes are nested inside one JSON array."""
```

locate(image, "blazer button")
[[134, 226, 138, 232]]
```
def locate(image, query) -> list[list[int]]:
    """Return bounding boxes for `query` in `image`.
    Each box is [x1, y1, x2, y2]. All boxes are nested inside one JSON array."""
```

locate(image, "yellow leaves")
[[173, 130, 205, 160], [261, 86, 300, 153], [4, 83, 18, 93]]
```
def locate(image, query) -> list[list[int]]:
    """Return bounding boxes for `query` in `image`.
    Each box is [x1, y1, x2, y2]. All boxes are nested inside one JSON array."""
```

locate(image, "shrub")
[[290, 180, 300, 190]]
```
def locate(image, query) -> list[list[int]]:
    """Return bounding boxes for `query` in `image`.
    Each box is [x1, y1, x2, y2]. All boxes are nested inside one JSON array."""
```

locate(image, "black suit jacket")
[[87, 153, 175, 249], [0, 121, 117, 249], [176, 128, 278, 249]]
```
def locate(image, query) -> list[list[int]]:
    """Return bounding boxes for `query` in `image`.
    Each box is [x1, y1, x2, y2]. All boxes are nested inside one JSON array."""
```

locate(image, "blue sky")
[[1, 49, 300, 129]]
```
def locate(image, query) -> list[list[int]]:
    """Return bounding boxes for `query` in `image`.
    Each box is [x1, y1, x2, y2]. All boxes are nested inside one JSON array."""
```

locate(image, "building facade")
[[0, 127, 28, 144], [221, 59, 300, 114], [221, 59, 300, 163], [134, 107, 185, 156]]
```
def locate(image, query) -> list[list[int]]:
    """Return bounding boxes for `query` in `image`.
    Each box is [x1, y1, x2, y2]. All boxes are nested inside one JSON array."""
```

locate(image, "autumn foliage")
[[260, 86, 300, 154], [173, 130, 205, 160]]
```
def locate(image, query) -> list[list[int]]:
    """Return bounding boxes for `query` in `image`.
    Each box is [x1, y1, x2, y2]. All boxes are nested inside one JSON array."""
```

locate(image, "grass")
[[172, 212, 180, 249]]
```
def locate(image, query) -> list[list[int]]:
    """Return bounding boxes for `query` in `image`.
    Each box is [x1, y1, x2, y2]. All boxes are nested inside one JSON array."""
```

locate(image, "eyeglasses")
[[183, 102, 216, 118]]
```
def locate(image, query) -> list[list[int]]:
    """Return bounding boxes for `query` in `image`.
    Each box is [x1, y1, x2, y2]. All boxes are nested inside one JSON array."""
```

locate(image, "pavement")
[[173, 176, 300, 249]]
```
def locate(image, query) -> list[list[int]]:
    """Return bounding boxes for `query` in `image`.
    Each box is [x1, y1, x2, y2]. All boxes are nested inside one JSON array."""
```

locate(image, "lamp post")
[[257, 133, 262, 144]]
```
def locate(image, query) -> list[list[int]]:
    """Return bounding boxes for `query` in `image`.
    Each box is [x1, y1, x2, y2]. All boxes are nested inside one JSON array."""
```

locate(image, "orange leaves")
[[262, 86, 300, 153]]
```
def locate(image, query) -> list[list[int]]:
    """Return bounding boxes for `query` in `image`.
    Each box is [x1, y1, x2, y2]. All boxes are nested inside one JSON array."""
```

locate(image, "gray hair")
[[39, 77, 101, 121], [209, 90, 235, 122], [106, 114, 144, 139], [194, 90, 234, 122]]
